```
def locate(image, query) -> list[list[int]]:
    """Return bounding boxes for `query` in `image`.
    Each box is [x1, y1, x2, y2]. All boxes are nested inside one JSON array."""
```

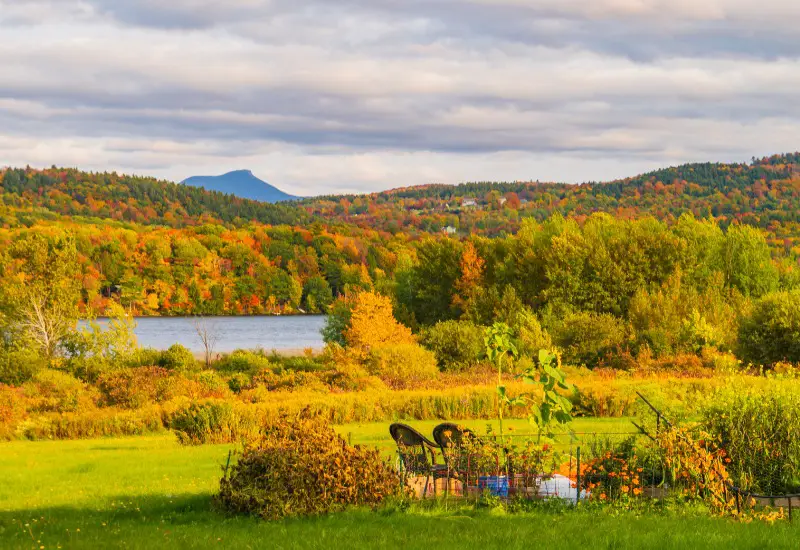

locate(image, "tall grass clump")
[[703, 388, 800, 494]]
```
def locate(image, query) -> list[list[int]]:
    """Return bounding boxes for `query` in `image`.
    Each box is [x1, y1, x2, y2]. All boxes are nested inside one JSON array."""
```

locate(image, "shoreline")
[[89, 313, 327, 320], [191, 347, 324, 360]]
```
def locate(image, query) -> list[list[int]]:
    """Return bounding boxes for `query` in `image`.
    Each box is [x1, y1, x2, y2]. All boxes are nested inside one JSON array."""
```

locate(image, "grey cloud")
[[2, 0, 800, 193]]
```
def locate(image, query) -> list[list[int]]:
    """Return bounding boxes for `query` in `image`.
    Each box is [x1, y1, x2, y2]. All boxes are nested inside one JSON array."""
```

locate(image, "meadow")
[[4, 428, 800, 550]]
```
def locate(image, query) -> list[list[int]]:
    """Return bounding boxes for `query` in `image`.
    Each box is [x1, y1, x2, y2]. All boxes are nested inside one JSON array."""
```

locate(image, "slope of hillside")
[[301, 153, 800, 236], [182, 170, 298, 203], [0, 167, 307, 228], [3, 153, 800, 240]]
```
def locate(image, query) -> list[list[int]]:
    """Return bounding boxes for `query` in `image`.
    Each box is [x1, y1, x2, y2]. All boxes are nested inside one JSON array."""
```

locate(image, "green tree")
[[738, 290, 800, 366], [403, 238, 463, 325], [0, 233, 82, 360], [721, 225, 779, 298], [302, 276, 334, 313]]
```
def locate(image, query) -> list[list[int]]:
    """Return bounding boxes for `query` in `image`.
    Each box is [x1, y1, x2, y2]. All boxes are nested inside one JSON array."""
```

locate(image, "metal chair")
[[389, 423, 447, 497], [432, 423, 481, 492]]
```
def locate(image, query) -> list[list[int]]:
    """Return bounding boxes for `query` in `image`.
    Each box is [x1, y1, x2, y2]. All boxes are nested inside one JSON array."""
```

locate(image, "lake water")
[[102, 316, 327, 353]]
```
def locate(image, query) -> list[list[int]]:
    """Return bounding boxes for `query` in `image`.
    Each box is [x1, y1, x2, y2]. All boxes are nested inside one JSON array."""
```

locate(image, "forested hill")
[[3, 153, 800, 236], [0, 167, 307, 228], [1, 155, 800, 318], [303, 153, 800, 236]]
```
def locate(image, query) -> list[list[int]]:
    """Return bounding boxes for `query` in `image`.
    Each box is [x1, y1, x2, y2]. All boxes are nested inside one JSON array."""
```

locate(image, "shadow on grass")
[[0, 492, 219, 525], [4, 493, 800, 550]]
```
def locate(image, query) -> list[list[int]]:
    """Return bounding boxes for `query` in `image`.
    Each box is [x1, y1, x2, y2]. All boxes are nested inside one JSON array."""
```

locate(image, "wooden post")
[[576, 446, 582, 504]]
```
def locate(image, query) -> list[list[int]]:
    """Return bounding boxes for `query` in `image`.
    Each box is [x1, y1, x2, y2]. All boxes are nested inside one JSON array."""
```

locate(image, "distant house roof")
[[443, 226, 457, 234], [462, 198, 477, 206]]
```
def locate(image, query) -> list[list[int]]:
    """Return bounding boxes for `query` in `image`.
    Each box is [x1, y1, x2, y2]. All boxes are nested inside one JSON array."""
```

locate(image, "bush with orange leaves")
[[658, 425, 786, 522]]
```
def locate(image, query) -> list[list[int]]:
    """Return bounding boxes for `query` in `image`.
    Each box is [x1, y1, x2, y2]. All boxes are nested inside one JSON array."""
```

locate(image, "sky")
[[2, 1, 800, 196]]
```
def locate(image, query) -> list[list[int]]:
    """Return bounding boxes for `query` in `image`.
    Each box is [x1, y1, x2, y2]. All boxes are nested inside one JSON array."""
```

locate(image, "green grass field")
[[2, 420, 800, 549]]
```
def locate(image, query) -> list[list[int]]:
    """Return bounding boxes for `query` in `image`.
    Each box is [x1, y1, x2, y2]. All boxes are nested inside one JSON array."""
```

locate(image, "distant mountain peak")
[[181, 170, 297, 203]]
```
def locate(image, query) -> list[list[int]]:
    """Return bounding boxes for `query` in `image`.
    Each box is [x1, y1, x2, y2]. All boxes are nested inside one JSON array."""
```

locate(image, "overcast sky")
[[2, 1, 800, 195]]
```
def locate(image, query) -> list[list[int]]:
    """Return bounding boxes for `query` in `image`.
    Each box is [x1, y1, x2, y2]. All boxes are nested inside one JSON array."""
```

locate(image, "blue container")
[[478, 475, 509, 497]]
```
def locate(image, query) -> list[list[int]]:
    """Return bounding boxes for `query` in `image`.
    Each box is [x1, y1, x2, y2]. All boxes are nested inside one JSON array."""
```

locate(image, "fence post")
[[789, 497, 793, 522], [576, 446, 582, 505]]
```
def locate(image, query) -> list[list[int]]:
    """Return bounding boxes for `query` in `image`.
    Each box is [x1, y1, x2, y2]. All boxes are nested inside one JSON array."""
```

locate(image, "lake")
[[100, 316, 327, 353]]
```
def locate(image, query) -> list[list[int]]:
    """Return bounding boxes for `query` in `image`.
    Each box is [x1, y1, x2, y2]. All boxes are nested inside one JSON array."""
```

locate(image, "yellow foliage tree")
[[344, 291, 415, 358]]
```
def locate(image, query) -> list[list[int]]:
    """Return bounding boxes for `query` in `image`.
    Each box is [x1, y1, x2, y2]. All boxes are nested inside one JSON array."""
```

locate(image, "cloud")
[[1, 0, 800, 194]]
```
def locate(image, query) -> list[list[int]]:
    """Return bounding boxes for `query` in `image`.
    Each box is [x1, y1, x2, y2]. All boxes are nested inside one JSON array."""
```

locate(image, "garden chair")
[[434, 423, 510, 494], [432, 423, 484, 491], [389, 423, 447, 498]]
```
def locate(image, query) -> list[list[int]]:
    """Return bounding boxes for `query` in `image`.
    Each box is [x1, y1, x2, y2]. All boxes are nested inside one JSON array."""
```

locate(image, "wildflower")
[[633, 488, 642, 496]]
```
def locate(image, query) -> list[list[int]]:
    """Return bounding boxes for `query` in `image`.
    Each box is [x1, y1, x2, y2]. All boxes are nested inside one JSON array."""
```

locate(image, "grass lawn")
[[2, 420, 799, 549]]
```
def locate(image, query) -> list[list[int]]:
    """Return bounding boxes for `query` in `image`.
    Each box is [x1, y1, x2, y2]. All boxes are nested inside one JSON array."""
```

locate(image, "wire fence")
[[394, 391, 800, 516]]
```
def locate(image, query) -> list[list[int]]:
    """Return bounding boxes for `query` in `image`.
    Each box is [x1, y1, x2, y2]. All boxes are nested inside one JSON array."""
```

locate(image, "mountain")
[[182, 170, 298, 203]]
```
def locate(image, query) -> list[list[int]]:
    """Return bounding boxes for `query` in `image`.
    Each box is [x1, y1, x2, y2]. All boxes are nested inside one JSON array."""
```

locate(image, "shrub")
[[97, 367, 178, 409], [738, 290, 800, 367], [65, 355, 114, 384], [170, 401, 256, 445], [318, 344, 378, 392], [193, 370, 231, 398], [321, 294, 356, 347], [597, 347, 638, 372], [159, 344, 199, 373], [513, 310, 553, 359], [642, 353, 710, 377], [0, 385, 26, 438], [251, 369, 328, 393], [214, 350, 276, 375], [553, 312, 629, 368], [0, 348, 46, 386], [227, 373, 252, 393], [216, 415, 403, 520], [126, 347, 164, 368], [366, 343, 439, 389], [267, 353, 324, 373], [23, 369, 92, 413], [421, 320, 485, 371], [700, 348, 741, 373]]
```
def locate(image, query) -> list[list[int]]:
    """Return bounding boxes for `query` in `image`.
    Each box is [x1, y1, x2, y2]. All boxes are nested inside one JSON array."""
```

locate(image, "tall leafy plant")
[[521, 350, 575, 441], [484, 322, 518, 440]]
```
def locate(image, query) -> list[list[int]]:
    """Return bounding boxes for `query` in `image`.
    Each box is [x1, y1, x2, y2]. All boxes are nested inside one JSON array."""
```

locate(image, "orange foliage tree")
[[453, 241, 485, 310], [344, 291, 415, 358]]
